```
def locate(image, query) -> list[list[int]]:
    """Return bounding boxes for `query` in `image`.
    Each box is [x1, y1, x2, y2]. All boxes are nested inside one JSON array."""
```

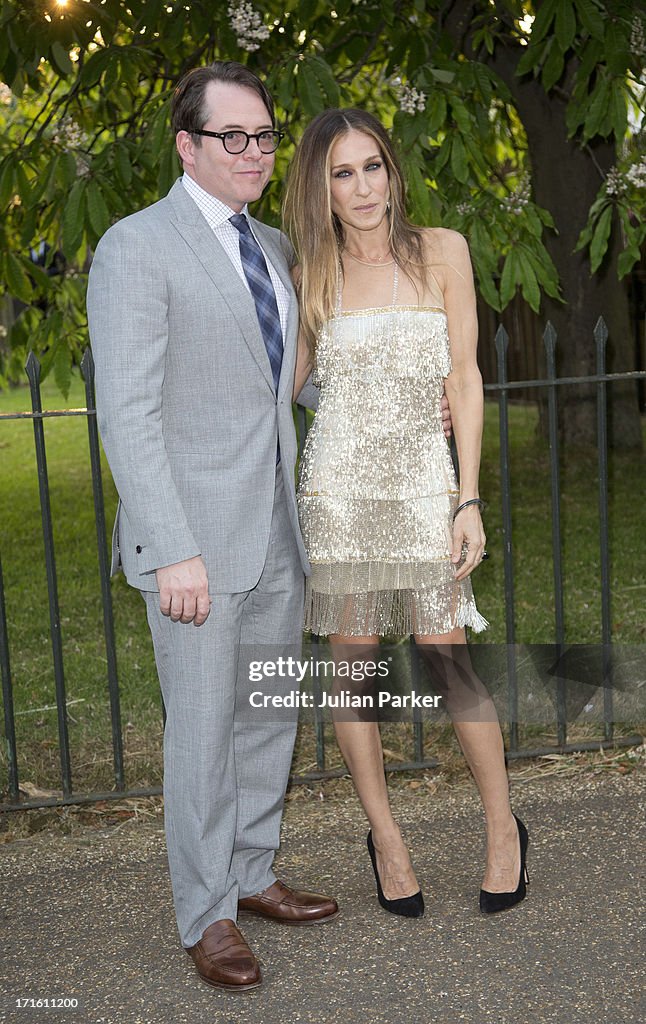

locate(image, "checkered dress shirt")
[[181, 173, 289, 340]]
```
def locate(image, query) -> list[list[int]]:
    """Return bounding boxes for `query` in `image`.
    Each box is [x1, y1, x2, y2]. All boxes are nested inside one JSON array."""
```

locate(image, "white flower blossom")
[[625, 158, 646, 189], [456, 201, 475, 216], [398, 84, 427, 114], [0, 82, 12, 106], [228, 1, 270, 52], [52, 114, 87, 151], [76, 154, 91, 177], [630, 15, 646, 59], [605, 166, 626, 196], [499, 174, 531, 215]]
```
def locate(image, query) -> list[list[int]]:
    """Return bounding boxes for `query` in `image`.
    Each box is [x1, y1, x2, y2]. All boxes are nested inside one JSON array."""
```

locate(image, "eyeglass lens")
[[224, 131, 281, 153]]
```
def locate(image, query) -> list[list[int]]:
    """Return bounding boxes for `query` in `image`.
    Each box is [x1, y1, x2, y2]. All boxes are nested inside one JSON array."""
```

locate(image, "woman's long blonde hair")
[[283, 108, 428, 356]]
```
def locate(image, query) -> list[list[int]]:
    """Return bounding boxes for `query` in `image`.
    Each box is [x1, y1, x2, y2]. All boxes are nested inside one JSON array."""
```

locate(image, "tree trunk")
[[510, 75, 642, 448], [442, 1, 643, 448]]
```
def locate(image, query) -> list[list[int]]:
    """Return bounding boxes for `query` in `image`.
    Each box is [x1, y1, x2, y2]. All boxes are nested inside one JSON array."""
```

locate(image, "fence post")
[[24, 351, 72, 796], [495, 325, 519, 752], [0, 549, 19, 801], [543, 324, 567, 747], [81, 347, 125, 790], [594, 318, 613, 743]]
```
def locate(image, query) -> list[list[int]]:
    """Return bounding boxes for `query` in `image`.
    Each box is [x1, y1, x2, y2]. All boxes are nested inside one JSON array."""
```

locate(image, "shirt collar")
[[181, 172, 249, 228]]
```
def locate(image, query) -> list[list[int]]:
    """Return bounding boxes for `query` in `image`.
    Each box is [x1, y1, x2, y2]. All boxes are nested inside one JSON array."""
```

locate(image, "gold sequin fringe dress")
[[297, 286, 488, 638]]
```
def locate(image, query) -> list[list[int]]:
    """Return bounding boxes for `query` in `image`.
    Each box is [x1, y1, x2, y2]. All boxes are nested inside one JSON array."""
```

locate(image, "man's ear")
[[175, 130, 195, 169]]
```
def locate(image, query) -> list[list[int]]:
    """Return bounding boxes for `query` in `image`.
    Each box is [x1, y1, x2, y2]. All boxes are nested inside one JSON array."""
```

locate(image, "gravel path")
[[1, 769, 644, 1024]]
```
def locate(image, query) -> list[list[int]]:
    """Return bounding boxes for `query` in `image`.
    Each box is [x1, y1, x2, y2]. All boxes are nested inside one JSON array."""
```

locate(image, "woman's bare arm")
[[437, 229, 486, 580]]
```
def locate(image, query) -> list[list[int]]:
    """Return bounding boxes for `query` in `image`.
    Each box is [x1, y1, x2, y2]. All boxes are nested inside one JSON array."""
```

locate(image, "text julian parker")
[[248, 691, 443, 709]]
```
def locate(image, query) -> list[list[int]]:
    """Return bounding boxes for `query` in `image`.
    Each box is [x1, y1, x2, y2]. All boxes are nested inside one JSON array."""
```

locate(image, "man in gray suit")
[[87, 61, 338, 992]]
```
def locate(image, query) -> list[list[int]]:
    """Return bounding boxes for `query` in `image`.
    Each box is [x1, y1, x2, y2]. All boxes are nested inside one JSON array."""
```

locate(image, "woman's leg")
[[415, 627, 520, 893], [329, 633, 420, 900]]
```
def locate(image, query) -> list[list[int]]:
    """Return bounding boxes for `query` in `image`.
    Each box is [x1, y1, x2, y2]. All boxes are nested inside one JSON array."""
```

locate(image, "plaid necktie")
[[229, 213, 283, 392]]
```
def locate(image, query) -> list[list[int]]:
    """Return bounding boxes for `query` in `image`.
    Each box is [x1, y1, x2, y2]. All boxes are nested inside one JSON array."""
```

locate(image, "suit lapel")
[[166, 181, 275, 393]]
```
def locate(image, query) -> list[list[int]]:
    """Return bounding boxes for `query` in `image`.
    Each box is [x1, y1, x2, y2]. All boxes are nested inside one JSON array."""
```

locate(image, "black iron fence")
[[1, 319, 644, 811]]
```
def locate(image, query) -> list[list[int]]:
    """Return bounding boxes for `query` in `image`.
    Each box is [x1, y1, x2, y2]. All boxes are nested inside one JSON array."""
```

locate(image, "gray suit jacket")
[[87, 178, 310, 593]]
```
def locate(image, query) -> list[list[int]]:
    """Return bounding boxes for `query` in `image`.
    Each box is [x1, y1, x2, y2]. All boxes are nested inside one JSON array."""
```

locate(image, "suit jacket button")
[[136, 545, 142, 554]]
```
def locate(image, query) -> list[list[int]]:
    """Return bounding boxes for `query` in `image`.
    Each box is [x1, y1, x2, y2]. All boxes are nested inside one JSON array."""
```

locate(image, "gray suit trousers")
[[144, 469, 304, 947]]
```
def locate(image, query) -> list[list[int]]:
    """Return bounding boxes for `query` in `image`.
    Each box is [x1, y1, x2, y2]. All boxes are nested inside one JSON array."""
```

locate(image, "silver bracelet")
[[453, 497, 486, 522]]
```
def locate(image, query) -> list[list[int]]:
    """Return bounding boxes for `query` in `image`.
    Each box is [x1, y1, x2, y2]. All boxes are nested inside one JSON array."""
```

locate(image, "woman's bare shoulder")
[[419, 228, 471, 287], [420, 226, 469, 259]]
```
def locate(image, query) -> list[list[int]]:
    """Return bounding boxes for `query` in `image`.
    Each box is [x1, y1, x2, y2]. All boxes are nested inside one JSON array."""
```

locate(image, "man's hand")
[[441, 392, 452, 439], [156, 555, 212, 626]]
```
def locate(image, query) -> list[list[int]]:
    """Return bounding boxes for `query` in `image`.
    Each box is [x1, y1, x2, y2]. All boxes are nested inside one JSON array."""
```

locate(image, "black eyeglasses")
[[189, 129, 285, 154]]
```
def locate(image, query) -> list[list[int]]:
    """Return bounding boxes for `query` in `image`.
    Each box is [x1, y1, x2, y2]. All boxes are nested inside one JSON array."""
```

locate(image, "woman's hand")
[[451, 505, 486, 580]]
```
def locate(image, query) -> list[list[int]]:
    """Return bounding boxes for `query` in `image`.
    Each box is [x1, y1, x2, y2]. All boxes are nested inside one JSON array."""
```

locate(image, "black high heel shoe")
[[366, 830, 425, 918], [479, 813, 530, 914]]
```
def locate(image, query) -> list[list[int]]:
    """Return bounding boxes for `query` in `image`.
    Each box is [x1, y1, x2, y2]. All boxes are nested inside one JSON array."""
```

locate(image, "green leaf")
[[589, 204, 613, 273], [450, 135, 469, 184], [583, 76, 610, 139], [50, 41, 73, 77], [575, 221, 594, 252], [59, 150, 78, 189], [20, 203, 39, 248], [555, 2, 577, 52], [428, 67, 455, 84], [104, 54, 120, 93], [5, 252, 32, 303], [517, 252, 541, 312], [575, 0, 604, 41], [62, 179, 86, 258], [54, 343, 72, 399], [609, 84, 627, 142], [525, 207, 543, 238], [524, 247, 561, 300], [86, 181, 110, 237], [146, 104, 170, 162], [604, 19, 628, 76], [528, 0, 559, 44], [516, 40, 543, 77], [405, 158, 432, 224], [0, 157, 15, 211], [473, 63, 493, 104], [617, 246, 640, 278], [313, 57, 340, 107], [475, 269, 501, 311], [114, 143, 132, 188], [272, 59, 297, 112], [425, 91, 447, 135], [296, 57, 339, 116], [157, 142, 179, 196], [542, 40, 565, 92], [296, 61, 324, 117], [78, 47, 112, 88], [432, 138, 452, 173], [500, 249, 520, 306], [450, 97, 471, 134]]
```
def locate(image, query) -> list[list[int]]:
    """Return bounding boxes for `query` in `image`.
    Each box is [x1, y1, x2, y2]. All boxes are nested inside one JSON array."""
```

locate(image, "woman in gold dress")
[[283, 109, 529, 917]]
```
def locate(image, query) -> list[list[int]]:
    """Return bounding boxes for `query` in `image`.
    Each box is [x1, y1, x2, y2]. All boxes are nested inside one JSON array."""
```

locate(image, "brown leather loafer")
[[238, 879, 340, 925], [186, 919, 261, 991]]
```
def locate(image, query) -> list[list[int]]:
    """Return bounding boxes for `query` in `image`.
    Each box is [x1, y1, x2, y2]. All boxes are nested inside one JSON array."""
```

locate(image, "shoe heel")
[[366, 830, 424, 919], [479, 813, 530, 915]]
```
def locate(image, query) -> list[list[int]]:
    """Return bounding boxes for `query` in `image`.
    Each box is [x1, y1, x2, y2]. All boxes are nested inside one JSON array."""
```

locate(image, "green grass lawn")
[[0, 373, 644, 798]]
